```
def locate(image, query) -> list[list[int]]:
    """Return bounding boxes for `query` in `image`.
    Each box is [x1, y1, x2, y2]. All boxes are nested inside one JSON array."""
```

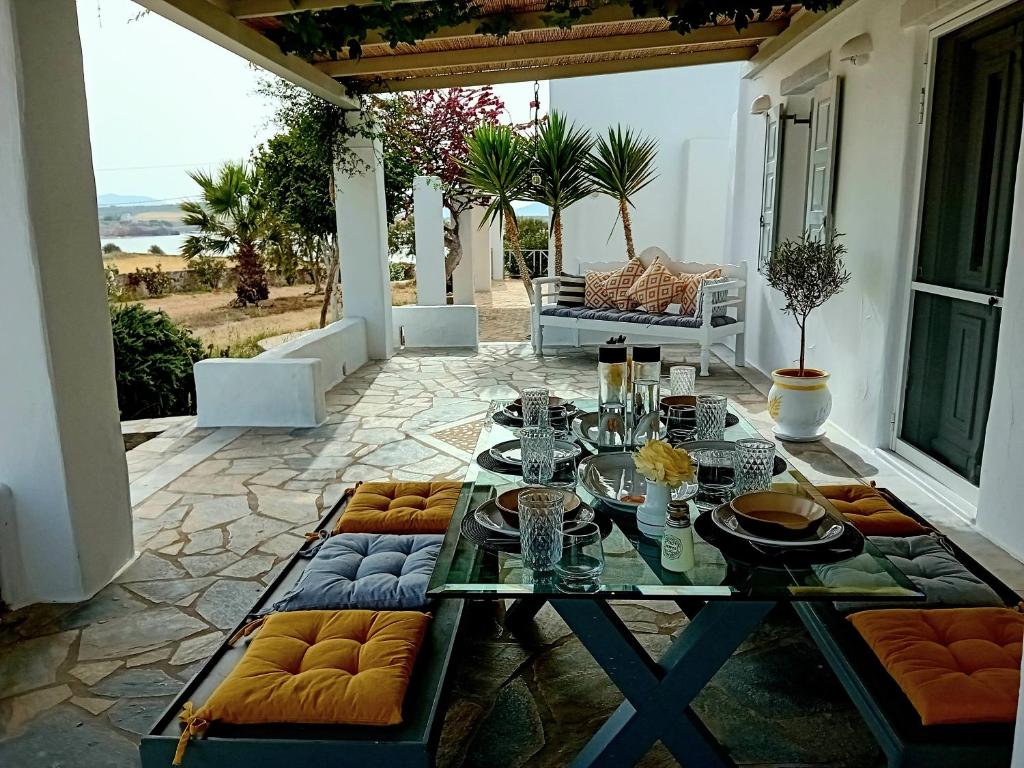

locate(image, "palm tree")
[[586, 126, 659, 261], [181, 162, 272, 306], [462, 124, 535, 299], [527, 111, 595, 275]]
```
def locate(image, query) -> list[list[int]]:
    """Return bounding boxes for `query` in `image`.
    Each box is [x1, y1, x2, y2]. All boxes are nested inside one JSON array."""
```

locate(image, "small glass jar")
[[661, 496, 695, 573], [631, 345, 662, 446], [597, 344, 627, 448]]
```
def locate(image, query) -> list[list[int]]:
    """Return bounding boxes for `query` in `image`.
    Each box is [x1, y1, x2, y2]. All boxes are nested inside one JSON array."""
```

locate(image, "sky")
[[77, 0, 548, 204]]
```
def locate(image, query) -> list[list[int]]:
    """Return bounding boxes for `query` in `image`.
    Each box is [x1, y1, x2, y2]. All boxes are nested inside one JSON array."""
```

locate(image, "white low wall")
[[392, 305, 479, 349], [194, 318, 368, 428]]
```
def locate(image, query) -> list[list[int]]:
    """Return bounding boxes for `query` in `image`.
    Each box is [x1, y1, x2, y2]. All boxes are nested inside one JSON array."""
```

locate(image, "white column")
[[452, 208, 476, 304], [0, 0, 132, 607], [470, 206, 492, 292], [334, 119, 393, 359], [413, 176, 446, 306], [490, 215, 505, 281]]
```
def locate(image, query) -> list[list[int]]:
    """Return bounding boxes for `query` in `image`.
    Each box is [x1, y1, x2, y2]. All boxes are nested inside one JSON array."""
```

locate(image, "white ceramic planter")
[[768, 368, 832, 442]]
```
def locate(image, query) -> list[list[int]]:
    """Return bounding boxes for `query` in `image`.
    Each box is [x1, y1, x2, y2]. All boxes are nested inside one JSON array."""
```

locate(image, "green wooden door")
[[900, 4, 1023, 485]]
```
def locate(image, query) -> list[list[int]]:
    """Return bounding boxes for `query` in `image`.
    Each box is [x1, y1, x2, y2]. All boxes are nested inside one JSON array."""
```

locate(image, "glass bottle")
[[597, 344, 627, 448], [661, 498, 695, 573], [631, 345, 662, 446]]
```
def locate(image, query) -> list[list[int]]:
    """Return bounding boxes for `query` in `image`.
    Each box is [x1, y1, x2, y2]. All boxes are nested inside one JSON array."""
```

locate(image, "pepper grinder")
[[661, 497, 695, 573]]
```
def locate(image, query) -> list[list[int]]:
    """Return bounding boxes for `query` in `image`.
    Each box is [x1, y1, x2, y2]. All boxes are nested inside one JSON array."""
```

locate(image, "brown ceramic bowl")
[[495, 488, 581, 529], [730, 491, 826, 540], [660, 394, 697, 412]]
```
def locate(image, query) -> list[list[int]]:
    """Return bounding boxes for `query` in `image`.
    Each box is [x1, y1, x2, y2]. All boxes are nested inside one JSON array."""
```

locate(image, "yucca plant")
[[181, 161, 272, 306], [462, 123, 535, 299], [586, 126, 658, 261], [527, 111, 595, 275]]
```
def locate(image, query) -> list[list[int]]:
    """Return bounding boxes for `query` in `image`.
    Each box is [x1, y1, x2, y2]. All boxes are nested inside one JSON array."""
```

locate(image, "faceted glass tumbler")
[[670, 365, 697, 396], [521, 426, 555, 485], [555, 521, 604, 586], [521, 387, 549, 428], [696, 394, 728, 440], [519, 488, 564, 571], [735, 438, 776, 494]]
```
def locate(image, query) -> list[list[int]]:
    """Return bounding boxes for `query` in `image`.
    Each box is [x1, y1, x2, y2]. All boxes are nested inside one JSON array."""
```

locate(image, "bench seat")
[[539, 305, 738, 329]]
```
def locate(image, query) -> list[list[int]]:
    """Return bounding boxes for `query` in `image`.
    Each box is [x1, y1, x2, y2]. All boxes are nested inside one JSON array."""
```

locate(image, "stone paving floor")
[[0, 343, 1017, 767]]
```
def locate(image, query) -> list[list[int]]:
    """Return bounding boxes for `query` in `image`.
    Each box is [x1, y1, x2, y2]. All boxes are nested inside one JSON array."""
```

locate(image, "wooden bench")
[[139, 494, 464, 768], [794, 489, 1021, 768], [531, 248, 747, 376]]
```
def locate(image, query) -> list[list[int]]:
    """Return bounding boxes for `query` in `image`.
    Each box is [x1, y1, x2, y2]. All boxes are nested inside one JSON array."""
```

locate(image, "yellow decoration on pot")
[[633, 439, 693, 487], [768, 394, 782, 421]]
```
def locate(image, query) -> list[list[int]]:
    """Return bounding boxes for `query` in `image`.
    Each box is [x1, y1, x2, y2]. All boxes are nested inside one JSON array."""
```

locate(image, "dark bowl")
[[730, 491, 826, 540], [495, 488, 581, 529]]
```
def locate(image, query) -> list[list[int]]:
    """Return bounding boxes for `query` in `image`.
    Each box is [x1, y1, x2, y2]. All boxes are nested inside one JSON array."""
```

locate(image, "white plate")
[[710, 503, 845, 548], [488, 439, 581, 466]]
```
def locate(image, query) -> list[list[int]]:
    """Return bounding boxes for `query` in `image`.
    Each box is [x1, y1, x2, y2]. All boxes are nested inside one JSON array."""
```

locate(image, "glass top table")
[[428, 399, 922, 603]]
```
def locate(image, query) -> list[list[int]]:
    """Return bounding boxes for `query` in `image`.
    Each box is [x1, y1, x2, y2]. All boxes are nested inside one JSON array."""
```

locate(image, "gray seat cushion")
[[272, 533, 442, 612], [814, 534, 1004, 613], [539, 305, 737, 328]]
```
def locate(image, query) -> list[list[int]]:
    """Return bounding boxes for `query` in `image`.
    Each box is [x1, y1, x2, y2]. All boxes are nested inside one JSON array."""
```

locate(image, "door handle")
[[988, 295, 1001, 307]]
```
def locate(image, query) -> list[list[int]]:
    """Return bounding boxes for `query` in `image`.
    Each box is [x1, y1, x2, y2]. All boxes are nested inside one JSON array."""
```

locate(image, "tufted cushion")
[[272, 534, 442, 612], [626, 260, 680, 313], [539, 304, 738, 328], [190, 610, 430, 727], [816, 535, 1003, 613], [818, 484, 929, 536], [584, 271, 616, 308], [337, 481, 461, 535], [849, 608, 1024, 725]]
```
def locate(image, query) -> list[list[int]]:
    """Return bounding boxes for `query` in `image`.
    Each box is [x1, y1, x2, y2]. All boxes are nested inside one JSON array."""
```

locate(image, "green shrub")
[[148, 244, 165, 255], [102, 242, 122, 254], [190, 254, 228, 290], [389, 261, 415, 281], [109, 304, 205, 419], [512, 216, 549, 251], [133, 264, 173, 297], [104, 264, 125, 301]]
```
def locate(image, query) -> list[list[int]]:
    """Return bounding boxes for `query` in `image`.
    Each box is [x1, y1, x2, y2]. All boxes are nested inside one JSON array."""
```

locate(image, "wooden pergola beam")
[[135, 0, 359, 109], [231, 0, 430, 17], [315, 21, 783, 77], [364, 45, 758, 92]]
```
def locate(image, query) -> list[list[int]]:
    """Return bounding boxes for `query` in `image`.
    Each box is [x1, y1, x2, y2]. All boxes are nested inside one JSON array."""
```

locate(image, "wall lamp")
[[749, 94, 810, 124], [839, 33, 873, 65]]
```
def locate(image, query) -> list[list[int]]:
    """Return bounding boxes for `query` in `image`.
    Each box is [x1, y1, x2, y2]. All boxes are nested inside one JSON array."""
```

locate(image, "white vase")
[[768, 367, 832, 442], [637, 481, 671, 539]]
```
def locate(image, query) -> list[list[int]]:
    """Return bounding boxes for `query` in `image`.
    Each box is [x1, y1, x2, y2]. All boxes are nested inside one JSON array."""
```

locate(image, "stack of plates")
[[709, 503, 845, 548], [472, 496, 595, 539], [488, 439, 582, 467]]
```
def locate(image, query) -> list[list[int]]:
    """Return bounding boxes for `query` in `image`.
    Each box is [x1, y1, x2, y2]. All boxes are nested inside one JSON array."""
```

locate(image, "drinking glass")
[[735, 438, 776, 494], [521, 426, 555, 485], [665, 404, 696, 433], [691, 448, 736, 509], [670, 365, 697, 396], [547, 458, 578, 492], [547, 405, 570, 438], [696, 394, 728, 440], [519, 488, 564, 571], [555, 521, 605, 586], [521, 387, 549, 428], [668, 428, 698, 447]]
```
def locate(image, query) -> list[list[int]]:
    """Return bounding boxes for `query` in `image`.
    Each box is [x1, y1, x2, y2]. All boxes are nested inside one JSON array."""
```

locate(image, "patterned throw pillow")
[[694, 275, 731, 319], [604, 258, 648, 310], [676, 268, 722, 316], [584, 271, 616, 308], [556, 273, 586, 307], [626, 260, 681, 313]]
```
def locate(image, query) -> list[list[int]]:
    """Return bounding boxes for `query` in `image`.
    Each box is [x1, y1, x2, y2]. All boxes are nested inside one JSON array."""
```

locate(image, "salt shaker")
[[661, 498, 695, 573]]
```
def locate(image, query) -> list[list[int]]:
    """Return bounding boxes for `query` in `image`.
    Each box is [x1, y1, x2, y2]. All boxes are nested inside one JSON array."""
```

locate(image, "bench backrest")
[[580, 246, 746, 281]]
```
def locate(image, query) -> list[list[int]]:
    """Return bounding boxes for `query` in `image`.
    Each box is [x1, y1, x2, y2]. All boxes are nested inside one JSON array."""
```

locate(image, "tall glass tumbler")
[[555, 521, 605, 586], [521, 387, 550, 428], [670, 365, 697, 396], [696, 394, 728, 440], [735, 438, 776, 494], [521, 426, 555, 485], [519, 488, 564, 571]]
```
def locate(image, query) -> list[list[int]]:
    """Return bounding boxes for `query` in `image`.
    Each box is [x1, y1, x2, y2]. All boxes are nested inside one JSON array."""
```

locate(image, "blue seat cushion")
[[539, 305, 737, 328], [815, 534, 1004, 613], [272, 533, 443, 612]]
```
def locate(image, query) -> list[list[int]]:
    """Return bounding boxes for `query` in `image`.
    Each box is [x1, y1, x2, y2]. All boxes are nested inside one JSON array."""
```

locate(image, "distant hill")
[[97, 193, 158, 206]]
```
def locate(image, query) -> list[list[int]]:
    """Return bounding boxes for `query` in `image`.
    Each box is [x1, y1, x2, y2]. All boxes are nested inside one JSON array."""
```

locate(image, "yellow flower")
[[633, 439, 694, 487]]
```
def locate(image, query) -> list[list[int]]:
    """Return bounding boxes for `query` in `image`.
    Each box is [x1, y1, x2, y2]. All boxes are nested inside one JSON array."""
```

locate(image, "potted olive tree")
[[763, 231, 851, 441]]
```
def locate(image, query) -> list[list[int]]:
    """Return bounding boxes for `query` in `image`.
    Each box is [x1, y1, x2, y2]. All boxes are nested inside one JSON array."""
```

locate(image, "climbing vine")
[[267, 1, 845, 60]]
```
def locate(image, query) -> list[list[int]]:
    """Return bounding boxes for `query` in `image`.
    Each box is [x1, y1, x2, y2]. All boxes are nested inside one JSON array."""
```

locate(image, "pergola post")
[[452, 208, 476, 304], [413, 176, 447, 306], [334, 114, 394, 359], [490, 216, 505, 280], [470, 206, 493, 292], [0, 0, 133, 607]]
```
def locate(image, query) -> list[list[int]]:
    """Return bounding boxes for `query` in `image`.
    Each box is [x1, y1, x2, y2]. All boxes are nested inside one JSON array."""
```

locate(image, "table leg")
[[504, 597, 548, 628], [551, 599, 775, 768]]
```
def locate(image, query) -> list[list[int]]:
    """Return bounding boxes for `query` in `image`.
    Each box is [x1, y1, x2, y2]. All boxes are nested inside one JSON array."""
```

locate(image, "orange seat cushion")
[[817, 484, 929, 536], [197, 610, 430, 727], [337, 481, 461, 534], [850, 608, 1024, 725]]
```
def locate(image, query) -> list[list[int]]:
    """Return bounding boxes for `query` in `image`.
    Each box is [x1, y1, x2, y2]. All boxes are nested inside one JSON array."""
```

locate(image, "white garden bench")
[[531, 248, 747, 376]]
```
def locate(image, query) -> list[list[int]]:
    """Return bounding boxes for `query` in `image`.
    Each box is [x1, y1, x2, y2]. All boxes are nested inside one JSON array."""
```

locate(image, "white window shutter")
[[758, 104, 785, 271], [805, 76, 842, 240]]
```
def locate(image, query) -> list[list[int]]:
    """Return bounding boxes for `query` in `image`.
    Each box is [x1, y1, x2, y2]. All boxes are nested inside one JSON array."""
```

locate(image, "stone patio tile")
[[184, 458, 231, 476], [218, 553, 276, 579], [71, 696, 117, 715], [125, 647, 172, 667], [69, 660, 123, 686], [170, 474, 252, 496], [181, 495, 251, 532], [360, 439, 437, 468], [258, 532, 305, 559], [57, 586, 147, 631], [340, 464, 390, 483], [106, 695, 175, 736], [225, 514, 294, 555], [116, 552, 185, 583], [0, 685, 72, 739], [0, 704, 140, 766], [0, 630, 76, 699], [90, 668, 181, 699], [132, 490, 182, 520], [182, 529, 224, 555], [78, 608, 207, 661], [179, 551, 240, 577], [170, 631, 225, 666], [252, 486, 321, 524], [249, 468, 300, 486], [195, 580, 265, 629]]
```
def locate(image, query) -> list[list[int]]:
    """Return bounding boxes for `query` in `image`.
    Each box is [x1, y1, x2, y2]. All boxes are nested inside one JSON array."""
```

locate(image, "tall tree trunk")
[[443, 214, 463, 279], [505, 205, 535, 302], [235, 242, 269, 306], [798, 316, 807, 375], [619, 197, 637, 261], [553, 211, 564, 275], [320, 240, 340, 328]]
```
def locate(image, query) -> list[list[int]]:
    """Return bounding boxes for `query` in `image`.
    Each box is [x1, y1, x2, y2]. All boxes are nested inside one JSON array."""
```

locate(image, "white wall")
[[0, 0, 133, 607], [550, 63, 743, 271]]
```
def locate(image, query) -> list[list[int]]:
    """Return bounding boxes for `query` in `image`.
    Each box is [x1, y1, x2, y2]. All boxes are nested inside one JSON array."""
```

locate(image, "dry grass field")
[[105, 253, 190, 272]]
